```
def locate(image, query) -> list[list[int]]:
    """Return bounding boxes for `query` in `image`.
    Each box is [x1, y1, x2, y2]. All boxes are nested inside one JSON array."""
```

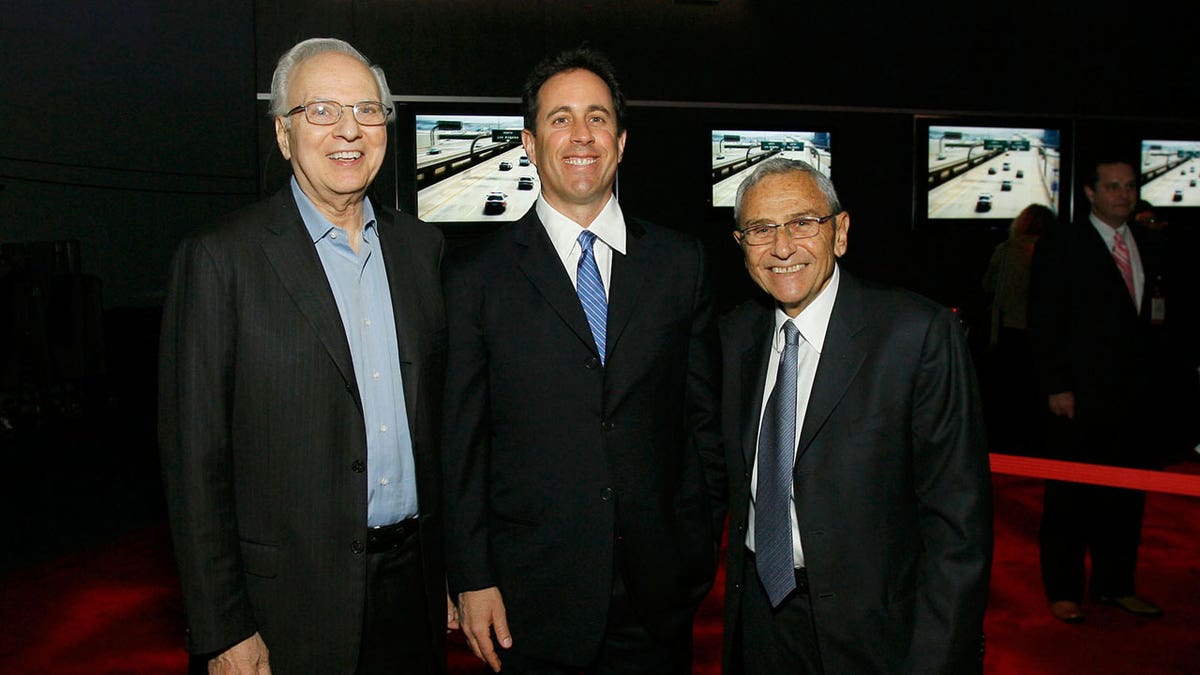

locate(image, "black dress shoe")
[[1099, 595, 1163, 618], [1049, 600, 1084, 623]]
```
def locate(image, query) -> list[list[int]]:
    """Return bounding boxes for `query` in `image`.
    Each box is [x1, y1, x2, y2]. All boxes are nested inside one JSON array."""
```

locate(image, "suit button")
[[601, 487, 614, 502], [351, 460, 365, 473], [351, 540, 365, 554], [585, 357, 600, 369], [601, 420, 614, 431]]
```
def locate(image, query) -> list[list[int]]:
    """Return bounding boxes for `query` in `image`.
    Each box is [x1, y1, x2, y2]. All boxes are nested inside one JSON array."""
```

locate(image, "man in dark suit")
[[719, 158, 992, 674], [159, 38, 451, 673], [1028, 158, 1168, 623], [442, 47, 724, 674]]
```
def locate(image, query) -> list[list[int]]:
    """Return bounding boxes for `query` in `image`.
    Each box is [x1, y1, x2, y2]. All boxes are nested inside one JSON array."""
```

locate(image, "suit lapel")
[[377, 208, 421, 411], [513, 212, 598, 356], [606, 217, 651, 360], [1081, 224, 1141, 315], [797, 273, 867, 459], [739, 305, 774, 468], [259, 189, 360, 408]]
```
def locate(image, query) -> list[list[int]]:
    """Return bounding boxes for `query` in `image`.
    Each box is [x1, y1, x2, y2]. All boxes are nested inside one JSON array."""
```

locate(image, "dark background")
[[1, 1, 1197, 568]]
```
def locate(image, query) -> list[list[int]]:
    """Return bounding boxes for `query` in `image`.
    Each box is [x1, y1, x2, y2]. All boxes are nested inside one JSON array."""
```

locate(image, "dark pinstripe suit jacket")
[[158, 188, 447, 672]]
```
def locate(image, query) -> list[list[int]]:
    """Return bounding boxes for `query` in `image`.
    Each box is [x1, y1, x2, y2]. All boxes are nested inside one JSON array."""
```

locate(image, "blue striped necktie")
[[576, 230, 608, 364], [756, 321, 801, 607]]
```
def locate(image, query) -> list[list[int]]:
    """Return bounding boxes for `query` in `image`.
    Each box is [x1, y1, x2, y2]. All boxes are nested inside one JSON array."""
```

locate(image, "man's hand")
[[457, 587, 512, 673], [208, 632, 270, 674], [447, 591, 461, 632], [1048, 392, 1075, 419]]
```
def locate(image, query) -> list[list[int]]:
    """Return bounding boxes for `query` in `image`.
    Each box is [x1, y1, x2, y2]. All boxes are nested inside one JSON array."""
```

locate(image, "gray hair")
[[733, 157, 842, 224], [268, 37, 393, 123]]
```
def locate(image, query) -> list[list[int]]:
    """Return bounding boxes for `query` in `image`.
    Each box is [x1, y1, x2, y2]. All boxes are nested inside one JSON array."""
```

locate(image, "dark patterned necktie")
[[755, 321, 800, 607]]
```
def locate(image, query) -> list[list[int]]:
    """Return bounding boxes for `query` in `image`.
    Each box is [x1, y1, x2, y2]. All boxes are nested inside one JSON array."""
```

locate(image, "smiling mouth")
[[328, 151, 362, 160], [770, 263, 807, 274], [564, 157, 597, 166]]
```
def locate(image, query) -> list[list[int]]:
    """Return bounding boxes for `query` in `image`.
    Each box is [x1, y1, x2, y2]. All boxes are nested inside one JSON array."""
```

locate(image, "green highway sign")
[[492, 129, 522, 142]]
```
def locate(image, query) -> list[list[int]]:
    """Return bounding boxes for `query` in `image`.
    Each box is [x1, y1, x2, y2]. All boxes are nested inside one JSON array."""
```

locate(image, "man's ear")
[[275, 117, 292, 161], [520, 129, 536, 167]]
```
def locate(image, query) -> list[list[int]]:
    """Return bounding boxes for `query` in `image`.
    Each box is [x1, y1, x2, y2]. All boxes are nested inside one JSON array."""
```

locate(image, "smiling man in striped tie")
[[441, 46, 724, 675]]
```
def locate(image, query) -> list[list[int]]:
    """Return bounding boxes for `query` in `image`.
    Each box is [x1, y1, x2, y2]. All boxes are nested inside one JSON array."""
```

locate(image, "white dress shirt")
[[537, 195, 627, 292], [747, 265, 841, 568]]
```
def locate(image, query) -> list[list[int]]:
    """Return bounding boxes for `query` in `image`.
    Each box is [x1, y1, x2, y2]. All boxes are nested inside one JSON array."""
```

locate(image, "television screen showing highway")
[[415, 115, 535, 222], [712, 130, 831, 207], [1140, 140, 1200, 207], [927, 125, 1061, 219]]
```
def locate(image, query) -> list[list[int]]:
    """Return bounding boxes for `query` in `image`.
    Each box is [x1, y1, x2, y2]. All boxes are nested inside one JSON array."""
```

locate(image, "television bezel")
[[401, 102, 544, 229], [1138, 135, 1200, 210], [913, 114, 1073, 231], [708, 127, 834, 212]]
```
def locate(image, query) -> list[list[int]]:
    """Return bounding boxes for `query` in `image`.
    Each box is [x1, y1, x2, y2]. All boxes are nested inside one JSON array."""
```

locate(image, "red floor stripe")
[[990, 453, 1200, 496]]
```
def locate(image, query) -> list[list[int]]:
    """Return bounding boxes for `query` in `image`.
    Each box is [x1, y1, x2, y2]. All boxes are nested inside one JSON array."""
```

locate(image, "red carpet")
[[2, 467, 1198, 674]]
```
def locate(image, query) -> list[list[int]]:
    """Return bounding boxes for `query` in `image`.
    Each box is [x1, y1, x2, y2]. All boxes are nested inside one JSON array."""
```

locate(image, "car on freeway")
[[499, 161, 513, 171], [716, 154, 725, 160], [519, 156, 530, 166], [1001, 180, 1013, 191], [1174, 189, 1184, 202], [988, 167, 997, 175], [1191, 179, 1197, 187], [517, 176, 535, 190], [1003, 162, 1011, 171], [427, 147, 441, 155], [975, 193, 993, 212], [1016, 169, 1024, 178], [484, 191, 508, 214], [936, 153, 946, 160]]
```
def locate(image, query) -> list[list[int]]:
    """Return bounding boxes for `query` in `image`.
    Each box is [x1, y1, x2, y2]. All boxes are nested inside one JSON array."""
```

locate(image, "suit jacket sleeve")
[[158, 235, 257, 654], [684, 238, 727, 541], [440, 248, 495, 594], [909, 306, 993, 674], [1028, 232, 1074, 396]]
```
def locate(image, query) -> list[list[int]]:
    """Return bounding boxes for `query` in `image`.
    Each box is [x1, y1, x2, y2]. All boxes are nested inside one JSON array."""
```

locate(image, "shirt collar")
[[537, 194, 627, 258], [773, 264, 840, 355], [290, 176, 377, 244]]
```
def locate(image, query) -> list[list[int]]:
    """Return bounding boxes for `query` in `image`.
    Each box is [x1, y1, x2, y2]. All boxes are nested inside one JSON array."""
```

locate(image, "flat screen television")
[[413, 113, 533, 223], [710, 130, 831, 208], [1139, 139, 1200, 207], [919, 119, 1067, 223]]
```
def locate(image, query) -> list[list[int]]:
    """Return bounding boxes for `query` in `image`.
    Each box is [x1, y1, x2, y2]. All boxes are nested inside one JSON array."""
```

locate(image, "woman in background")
[[982, 203, 1057, 453]]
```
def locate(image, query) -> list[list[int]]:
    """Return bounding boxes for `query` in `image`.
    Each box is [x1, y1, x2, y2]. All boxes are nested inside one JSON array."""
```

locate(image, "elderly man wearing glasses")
[[159, 37, 452, 674], [718, 157, 993, 674]]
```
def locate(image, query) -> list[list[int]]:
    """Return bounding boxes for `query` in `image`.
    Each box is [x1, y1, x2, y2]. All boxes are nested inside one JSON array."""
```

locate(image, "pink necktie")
[[1112, 230, 1136, 302]]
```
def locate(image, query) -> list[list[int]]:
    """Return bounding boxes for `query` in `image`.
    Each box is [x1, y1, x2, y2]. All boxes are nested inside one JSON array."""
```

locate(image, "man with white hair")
[[159, 37, 450, 673]]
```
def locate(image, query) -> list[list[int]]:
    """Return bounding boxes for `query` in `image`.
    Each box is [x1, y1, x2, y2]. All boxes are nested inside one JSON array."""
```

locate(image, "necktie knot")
[[782, 321, 801, 347], [578, 229, 597, 253], [1111, 229, 1136, 302]]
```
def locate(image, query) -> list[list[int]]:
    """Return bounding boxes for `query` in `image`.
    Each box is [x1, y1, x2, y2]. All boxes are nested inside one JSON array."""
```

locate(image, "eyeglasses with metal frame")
[[285, 99, 392, 126], [736, 213, 839, 246]]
